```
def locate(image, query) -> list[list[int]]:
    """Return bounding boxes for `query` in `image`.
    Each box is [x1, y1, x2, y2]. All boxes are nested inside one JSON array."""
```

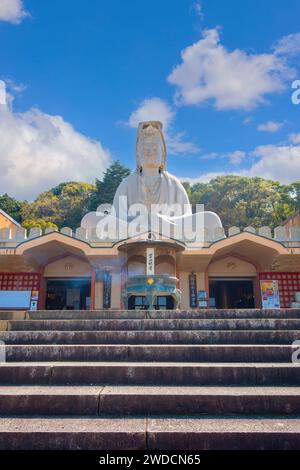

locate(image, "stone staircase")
[[0, 308, 300, 450]]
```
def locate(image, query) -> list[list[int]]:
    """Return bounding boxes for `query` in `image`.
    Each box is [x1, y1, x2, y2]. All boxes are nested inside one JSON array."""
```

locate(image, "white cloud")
[[249, 144, 300, 183], [273, 32, 300, 57], [0, 80, 6, 105], [0, 80, 110, 199], [289, 133, 300, 144], [200, 150, 246, 165], [200, 152, 219, 160], [168, 28, 294, 110], [180, 171, 230, 184], [0, 0, 28, 24], [243, 117, 253, 125], [182, 138, 300, 185], [127, 97, 199, 155], [257, 121, 283, 133], [128, 97, 174, 130], [227, 150, 246, 165], [191, 1, 204, 20]]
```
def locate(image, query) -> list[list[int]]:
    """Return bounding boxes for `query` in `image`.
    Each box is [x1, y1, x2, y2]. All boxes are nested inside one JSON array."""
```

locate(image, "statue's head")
[[136, 121, 166, 173]]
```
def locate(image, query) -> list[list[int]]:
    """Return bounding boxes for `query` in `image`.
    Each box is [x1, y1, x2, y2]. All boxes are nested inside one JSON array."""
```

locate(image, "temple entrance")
[[46, 278, 91, 310], [128, 295, 175, 310], [209, 278, 255, 309]]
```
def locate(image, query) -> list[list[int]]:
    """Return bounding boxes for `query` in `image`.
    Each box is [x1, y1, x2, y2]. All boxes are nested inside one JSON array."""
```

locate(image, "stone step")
[[0, 415, 300, 450], [0, 385, 300, 416], [28, 309, 300, 320], [8, 318, 300, 331], [0, 386, 100, 415], [98, 385, 300, 416], [0, 362, 299, 385], [0, 329, 299, 344], [4, 344, 296, 362], [0, 416, 146, 450]]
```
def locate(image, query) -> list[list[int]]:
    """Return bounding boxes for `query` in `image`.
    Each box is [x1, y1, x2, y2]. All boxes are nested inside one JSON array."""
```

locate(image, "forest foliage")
[[1, 161, 299, 231]]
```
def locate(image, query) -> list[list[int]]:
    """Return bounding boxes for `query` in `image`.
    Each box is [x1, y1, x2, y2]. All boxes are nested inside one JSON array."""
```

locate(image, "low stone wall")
[[1, 224, 300, 244]]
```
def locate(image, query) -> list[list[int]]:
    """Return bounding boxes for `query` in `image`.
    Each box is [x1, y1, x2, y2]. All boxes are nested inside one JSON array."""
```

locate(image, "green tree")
[[56, 182, 95, 229], [89, 160, 131, 210], [20, 192, 60, 225], [184, 175, 298, 230], [22, 218, 58, 232], [0, 194, 24, 222], [20, 182, 96, 230]]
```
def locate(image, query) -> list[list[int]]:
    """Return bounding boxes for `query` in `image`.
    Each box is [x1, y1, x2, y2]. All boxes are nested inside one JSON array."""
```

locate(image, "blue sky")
[[0, 0, 300, 199]]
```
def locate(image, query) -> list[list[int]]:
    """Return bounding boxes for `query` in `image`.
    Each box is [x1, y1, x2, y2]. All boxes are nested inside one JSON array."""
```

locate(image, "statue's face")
[[139, 124, 163, 169]]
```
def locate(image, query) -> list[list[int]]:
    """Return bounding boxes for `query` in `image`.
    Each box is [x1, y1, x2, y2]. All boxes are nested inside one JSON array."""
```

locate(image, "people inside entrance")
[[81, 121, 223, 241]]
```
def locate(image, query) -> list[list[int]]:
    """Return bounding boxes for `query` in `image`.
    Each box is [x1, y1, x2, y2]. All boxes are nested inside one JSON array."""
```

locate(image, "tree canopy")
[[183, 175, 298, 229], [89, 160, 131, 211], [0, 162, 299, 232]]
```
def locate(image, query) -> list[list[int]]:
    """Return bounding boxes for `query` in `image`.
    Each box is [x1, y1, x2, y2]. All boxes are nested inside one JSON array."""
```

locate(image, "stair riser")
[[1, 365, 300, 385], [148, 432, 300, 451], [0, 432, 145, 450], [1, 331, 299, 344], [0, 394, 299, 416], [9, 319, 300, 331], [100, 394, 300, 416], [28, 309, 300, 320], [0, 431, 299, 450], [0, 395, 99, 415], [4, 345, 296, 362]]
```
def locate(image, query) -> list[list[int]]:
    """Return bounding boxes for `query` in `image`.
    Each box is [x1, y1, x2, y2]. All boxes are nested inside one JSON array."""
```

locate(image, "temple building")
[[1, 121, 300, 312]]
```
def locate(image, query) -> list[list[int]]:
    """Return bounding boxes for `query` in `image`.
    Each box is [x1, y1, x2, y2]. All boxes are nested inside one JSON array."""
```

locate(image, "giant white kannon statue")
[[81, 121, 223, 241], [113, 121, 191, 216]]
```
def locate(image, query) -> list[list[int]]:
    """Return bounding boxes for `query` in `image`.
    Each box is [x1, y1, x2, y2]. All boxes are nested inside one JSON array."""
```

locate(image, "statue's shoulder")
[[163, 171, 185, 188], [118, 171, 137, 186], [114, 171, 138, 196]]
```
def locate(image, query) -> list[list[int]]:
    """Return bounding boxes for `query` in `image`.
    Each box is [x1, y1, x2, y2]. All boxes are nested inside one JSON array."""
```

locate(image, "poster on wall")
[[260, 280, 280, 309], [198, 290, 208, 308], [30, 300, 38, 311]]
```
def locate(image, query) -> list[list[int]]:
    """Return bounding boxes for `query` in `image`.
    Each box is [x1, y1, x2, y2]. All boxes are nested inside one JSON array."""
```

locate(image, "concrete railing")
[[0, 225, 299, 244]]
